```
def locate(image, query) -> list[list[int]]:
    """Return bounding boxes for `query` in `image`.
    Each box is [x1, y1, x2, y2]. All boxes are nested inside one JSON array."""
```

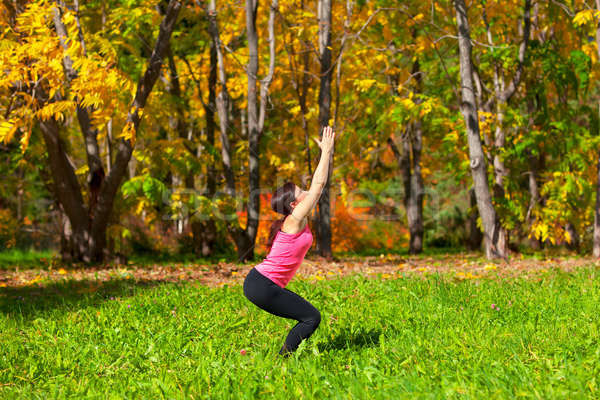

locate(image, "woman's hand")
[[313, 126, 335, 153]]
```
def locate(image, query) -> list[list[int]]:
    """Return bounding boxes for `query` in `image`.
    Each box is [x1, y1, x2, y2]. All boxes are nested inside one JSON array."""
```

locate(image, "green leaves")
[[570, 50, 591, 94], [121, 174, 168, 205], [142, 176, 168, 205]]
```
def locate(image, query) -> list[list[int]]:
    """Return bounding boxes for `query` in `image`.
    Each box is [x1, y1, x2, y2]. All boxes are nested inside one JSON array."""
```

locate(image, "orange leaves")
[[331, 194, 407, 253]]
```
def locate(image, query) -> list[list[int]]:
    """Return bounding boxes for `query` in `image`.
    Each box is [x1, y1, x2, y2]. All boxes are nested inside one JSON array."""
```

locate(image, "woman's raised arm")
[[291, 126, 335, 221]]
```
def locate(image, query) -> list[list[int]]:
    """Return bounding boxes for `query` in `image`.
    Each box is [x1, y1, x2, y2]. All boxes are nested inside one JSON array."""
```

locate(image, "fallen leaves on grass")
[[0, 253, 598, 291]]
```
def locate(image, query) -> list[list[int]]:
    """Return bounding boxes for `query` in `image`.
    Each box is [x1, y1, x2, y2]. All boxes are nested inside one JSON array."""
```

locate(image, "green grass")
[[0, 249, 55, 269], [1, 267, 599, 398]]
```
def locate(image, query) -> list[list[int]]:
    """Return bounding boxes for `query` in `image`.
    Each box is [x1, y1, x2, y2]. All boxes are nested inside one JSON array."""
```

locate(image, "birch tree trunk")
[[166, 47, 193, 233], [281, 0, 316, 241], [193, 22, 219, 256], [207, 0, 236, 198], [237, 0, 277, 262], [478, 0, 530, 255], [454, 0, 505, 259]]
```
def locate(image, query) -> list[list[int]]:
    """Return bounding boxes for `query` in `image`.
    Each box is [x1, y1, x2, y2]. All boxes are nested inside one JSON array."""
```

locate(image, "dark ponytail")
[[267, 181, 296, 250]]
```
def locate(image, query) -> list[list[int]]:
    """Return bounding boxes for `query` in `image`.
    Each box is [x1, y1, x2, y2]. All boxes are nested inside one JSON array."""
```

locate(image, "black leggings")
[[243, 267, 321, 355]]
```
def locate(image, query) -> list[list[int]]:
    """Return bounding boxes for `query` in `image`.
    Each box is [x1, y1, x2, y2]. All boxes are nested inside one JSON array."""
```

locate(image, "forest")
[[4, 1, 600, 398], [1, 0, 600, 263]]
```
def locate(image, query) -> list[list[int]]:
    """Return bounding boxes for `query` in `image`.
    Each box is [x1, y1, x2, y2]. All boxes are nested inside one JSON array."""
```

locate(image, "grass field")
[[1, 264, 599, 399], [0, 249, 55, 269]]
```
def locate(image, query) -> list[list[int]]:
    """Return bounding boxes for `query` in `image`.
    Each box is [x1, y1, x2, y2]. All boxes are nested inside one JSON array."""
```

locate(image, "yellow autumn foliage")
[[1, 1, 134, 153]]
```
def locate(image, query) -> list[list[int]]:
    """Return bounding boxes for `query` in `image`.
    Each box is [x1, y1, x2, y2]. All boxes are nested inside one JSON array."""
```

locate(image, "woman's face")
[[291, 185, 308, 209]]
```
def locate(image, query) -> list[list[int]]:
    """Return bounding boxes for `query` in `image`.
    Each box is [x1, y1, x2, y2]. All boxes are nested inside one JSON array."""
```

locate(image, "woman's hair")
[[267, 181, 297, 250]]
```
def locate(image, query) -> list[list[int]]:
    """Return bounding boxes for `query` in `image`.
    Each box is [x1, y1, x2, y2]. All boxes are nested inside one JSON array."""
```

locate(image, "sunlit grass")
[[1, 266, 599, 398], [0, 248, 55, 269]]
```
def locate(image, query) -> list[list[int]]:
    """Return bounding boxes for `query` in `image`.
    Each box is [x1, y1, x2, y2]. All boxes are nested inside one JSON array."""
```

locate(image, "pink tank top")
[[255, 222, 313, 288]]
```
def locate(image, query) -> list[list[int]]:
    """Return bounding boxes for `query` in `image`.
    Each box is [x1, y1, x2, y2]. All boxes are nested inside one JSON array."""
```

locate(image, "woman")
[[243, 126, 336, 356]]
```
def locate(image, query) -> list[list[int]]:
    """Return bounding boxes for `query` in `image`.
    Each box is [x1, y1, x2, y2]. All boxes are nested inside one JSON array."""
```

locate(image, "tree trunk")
[[387, 127, 423, 254], [53, 2, 106, 228], [39, 118, 91, 261], [387, 127, 424, 253], [42, 0, 182, 262], [408, 123, 424, 254], [301, 49, 313, 180], [466, 187, 483, 250], [204, 0, 236, 257], [106, 119, 113, 174], [207, 0, 236, 197], [316, 0, 333, 259], [91, 0, 181, 261], [166, 48, 193, 233], [479, 0, 530, 256], [281, 0, 316, 244], [407, 55, 424, 254], [196, 24, 219, 256], [236, 0, 278, 262], [58, 203, 75, 262], [205, 38, 218, 198], [189, 16, 220, 257], [385, 51, 424, 254], [243, 0, 261, 262], [565, 222, 580, 251], [454, 0, 506, 260]]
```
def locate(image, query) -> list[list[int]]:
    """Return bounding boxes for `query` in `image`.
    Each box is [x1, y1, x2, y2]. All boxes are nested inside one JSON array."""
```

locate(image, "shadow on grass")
[[317, 328, 381, 352], [0, 278, 183, 320]]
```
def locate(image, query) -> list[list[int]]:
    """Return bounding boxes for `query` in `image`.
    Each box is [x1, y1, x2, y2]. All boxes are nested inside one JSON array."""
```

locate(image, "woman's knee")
[[307, 308, 321, 330]]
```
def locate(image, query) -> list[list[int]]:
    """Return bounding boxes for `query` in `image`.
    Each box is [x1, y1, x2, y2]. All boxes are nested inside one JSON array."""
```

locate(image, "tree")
[[316, 0, 334, 259], [227, 0, 278, 262], [454, 0, 505, 259], [474, 0, 531, 253], [1, 0, 182, 262]]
